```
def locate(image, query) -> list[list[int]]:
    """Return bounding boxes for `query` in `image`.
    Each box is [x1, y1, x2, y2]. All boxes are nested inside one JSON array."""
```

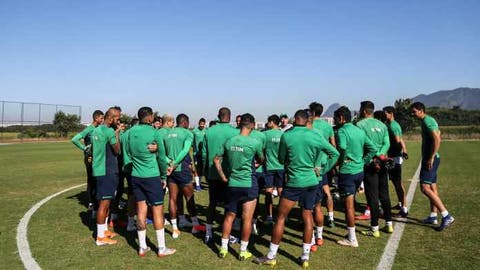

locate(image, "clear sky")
[[1, 0, 479, 125]]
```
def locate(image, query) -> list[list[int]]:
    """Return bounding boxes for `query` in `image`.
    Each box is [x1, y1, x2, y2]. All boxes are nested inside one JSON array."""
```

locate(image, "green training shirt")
[[312, 118, 334, 142], [264, 128, 283, 171], [356, 117, 390, 156], [92, 125, 118, 177], [421, 115, 440, 159], [387, 120, 403, 157], [249, 129, 266, 173], [126, 123, 167, 178], [121, 129, 132, 173], [203, 123, 239, 180], [71, 125, 95, 151], [192, 127, 206, 155], [163, 127, 194, 172], [337, 123, 377, 174], [279, 126, 339, 188], [220, 135, 263, 188]]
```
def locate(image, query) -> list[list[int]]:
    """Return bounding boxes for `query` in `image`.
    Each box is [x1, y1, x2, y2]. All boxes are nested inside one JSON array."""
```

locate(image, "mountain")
[[323, 103, 341, 117], [412, 87, 480, 110]]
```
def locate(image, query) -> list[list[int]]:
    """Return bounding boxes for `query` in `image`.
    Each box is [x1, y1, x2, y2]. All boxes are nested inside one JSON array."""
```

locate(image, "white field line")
[[16, 184, 86, 270], [376, 163, 421, 270]]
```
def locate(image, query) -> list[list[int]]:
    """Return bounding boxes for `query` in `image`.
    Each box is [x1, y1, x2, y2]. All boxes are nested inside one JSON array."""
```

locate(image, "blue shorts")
[[315, 182, 324, 204], [96, 173, 119, 201], [225, 186, 258, 214], [281, 185, 317, 210], [338, 172, 364, 197], [132, 176, 165, 206], [420, 156, 440, 184], [264, 170, 285, 189]]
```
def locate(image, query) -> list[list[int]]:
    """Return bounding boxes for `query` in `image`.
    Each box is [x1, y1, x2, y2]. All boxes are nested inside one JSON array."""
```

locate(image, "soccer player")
[[254, 109, 339, 268], [235, 115, 242, 128], [356, 101, 394, 237], [71, 110, 104, 213], [164, 113, 202, 238], [383, 106, 409, 217], [309, 102, 337, 228], [334, 106, 377, 247], [192, 118, 207, 191], [410, 102, 455, 230], [249, 118, 266, 234], [279, 114, 293, 132], [202, 107, 239, 243], [215, 113, 264, 261], [263, 114, 284, 224], [124, 106, 175, 257], [91, 107, 121, 245]]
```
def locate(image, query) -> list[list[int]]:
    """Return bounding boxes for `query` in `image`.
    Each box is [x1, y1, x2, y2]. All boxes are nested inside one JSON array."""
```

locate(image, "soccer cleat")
[[239, 250, 252, 261], [218, 248, 228, 258], [383, 225, 394, 233], [310, 244, 317, 252], [337, 238, 359, 248], [192, 225, 206, 234], [355, 213, 371, 220], [229, 235, 240, 244], [253, 256, 277, 266], [157, 247, 176, 257], [96, 236, 117, 246], [316, 238, 324, 247], [204, 234, 213, 244], [394, 211, 409, 218], [172, 229, 181, 239], [104, 230, 117, 238], [179, 219, 193, 228], [138, 246, 151, 257], [422, 216, 438, 225], [327, 218, 335, 228], [361, 229, 380, 238], [297, 257, 309, 268], [437, 215, 455, 231]]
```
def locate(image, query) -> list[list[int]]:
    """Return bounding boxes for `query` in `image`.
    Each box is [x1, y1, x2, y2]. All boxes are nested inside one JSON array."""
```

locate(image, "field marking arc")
[[376, 162, 422, 270], [16, 183, 86, 270]]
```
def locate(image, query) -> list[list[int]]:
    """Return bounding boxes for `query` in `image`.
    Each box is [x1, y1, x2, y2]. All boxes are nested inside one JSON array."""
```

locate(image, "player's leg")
[[378, 168, 393, 233], [362, 169, 381, 237], [168, 180, 181, 238]]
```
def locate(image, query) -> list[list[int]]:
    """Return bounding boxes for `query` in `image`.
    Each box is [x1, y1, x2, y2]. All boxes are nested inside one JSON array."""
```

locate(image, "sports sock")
[[221, 238, 229, 250], [316, 226, 323, 239], [441, 211, 449, 218], [267, 243, 279, 259], [348, 227, 356, 242], [138, 230, 147, 249], [240, 241, 248, 252], [156, 229, 165, 250], [171, 219, 178, 230]]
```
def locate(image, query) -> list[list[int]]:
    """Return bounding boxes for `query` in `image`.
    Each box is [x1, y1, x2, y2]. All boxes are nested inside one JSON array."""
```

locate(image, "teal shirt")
[[421, 115, 440, 159], [249, 129, 266, 172], [264, 128, 283, 171], [163, 127, 193, 172], [203, 122, 239, 180], [71, 125, 95, 151], [192, 127, 206, 155], [92, 125, 118, 177], [356, 117, 390, 156], [337, 123, 377, 174], [312, 118, 334, 142], [279, 126, 339, 188], [220, 135, 263, 188], [125, 124, 167, 178]]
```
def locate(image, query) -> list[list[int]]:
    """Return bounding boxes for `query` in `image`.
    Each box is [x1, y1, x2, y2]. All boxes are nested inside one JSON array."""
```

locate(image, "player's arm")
[[71, 126, 90, 151], [428, 130, 441, 170], [378, 128, 390, 156], [214, 145, 227, 183], [363, 135, 378, 164], [155, 133, 169, 180], [121, 132, 132, 170], [336, 128, 347, 165], [255, 141, 265, 165], [321, 138, 340, 173], [172, 134, 193, 168], [278, 134, 287, 165]]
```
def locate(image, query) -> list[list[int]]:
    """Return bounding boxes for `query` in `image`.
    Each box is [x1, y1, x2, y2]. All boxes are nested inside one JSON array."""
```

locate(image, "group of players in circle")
[[71, 101, 454, 268]]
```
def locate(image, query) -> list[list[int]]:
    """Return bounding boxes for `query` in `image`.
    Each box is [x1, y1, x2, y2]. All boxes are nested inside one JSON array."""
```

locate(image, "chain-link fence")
[[0, 101, 81, 141]]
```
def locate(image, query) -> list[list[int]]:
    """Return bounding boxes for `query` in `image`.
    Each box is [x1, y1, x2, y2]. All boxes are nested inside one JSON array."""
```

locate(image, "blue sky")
[[1, 0, 479, 124]]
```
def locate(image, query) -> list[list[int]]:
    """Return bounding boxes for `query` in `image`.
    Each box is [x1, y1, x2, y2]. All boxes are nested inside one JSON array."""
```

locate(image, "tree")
[[394, 98, 416, 132], [120, 113, 133, 125], [53, 111, 81, 137]]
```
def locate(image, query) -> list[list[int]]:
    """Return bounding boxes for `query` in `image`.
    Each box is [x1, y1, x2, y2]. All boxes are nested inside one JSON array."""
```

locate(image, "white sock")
[[267, 242, 279, 259], [328, 212, 334, 220], [171, 219, 178, 230], [221, 238, 229, 250], [138, 230, 147, 249], [311, 231, 315, 245], [316, 226, 323, 239], [430, 212, 438, 218], [97, 224, 106, 238], [348, 227, 356, 242], [301, 243, 311, 260], [402, 206, 408, 213], [191, 216, 199, 226], [240, 240, 248, 252], [441, 211, 449, 218], [194, 176, 200, 186], [156, 229, 165, 250], [206, 224, 213, 235], [372, 225, 379, 232], [386, 221, 393, 226]]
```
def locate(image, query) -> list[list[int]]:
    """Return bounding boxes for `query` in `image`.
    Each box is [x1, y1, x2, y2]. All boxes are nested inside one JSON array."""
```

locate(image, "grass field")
[[1, 141, 479, 269]]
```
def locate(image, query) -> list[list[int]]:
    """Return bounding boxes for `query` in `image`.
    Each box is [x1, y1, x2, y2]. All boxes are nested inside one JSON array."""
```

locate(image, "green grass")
[[1, 141, 479, 269]]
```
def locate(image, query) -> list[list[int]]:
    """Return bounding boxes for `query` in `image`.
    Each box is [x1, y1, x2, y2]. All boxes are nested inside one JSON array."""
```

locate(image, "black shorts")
[[420, 156, 440, 184], [225, 186, 258, 214], [389, 164, 402, 182], [208, 179, 227, 205], [264, 170, 285, 189], [132, 176, 164, 206], [315, 182, 324, 204], [338, 172, 364, 197], [96, 173, 119, 201], [281, 185, 317, 210]]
